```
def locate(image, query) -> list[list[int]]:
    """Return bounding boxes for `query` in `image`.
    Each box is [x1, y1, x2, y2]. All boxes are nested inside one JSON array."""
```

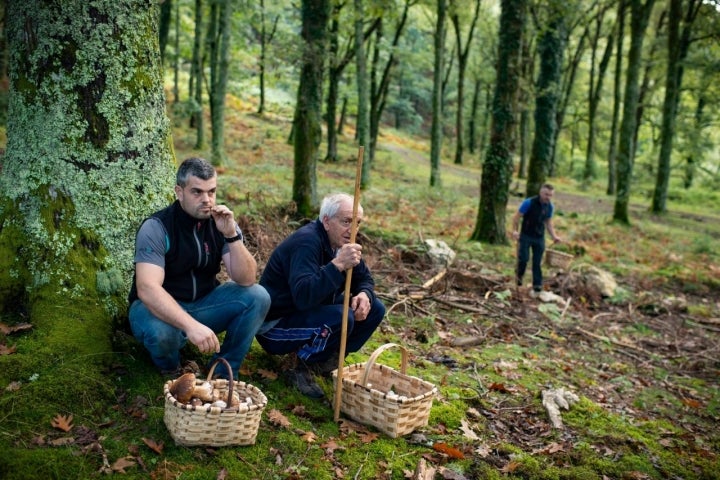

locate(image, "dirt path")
[[382, 142, 720, 236]]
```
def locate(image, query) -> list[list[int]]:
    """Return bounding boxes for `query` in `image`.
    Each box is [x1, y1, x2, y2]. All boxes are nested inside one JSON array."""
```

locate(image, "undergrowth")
[[1, 99, 719, 479]]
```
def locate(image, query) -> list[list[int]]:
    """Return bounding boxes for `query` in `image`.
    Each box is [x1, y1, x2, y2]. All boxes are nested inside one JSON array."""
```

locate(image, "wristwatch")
[[225, 226, 244, 243]]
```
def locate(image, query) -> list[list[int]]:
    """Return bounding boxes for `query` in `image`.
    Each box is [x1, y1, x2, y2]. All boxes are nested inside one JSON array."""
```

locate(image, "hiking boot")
[[308, 356, 341, 377], [285, 365, 324, 398]]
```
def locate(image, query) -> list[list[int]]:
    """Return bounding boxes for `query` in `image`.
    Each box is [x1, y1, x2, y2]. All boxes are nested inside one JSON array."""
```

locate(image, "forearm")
[[137, 284, 197, 331], [224, 242, 258, 286]]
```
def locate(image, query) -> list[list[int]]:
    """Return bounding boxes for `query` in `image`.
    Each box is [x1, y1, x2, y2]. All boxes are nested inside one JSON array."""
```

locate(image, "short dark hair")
[[541, 183, 554, 191], [176, 157, 216, 187]]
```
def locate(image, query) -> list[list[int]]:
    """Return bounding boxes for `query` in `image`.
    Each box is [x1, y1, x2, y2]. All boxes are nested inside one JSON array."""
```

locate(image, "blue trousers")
[[129, 282, 270, 378], [256, 297, 385, 364], [517, 235, 545, 291]]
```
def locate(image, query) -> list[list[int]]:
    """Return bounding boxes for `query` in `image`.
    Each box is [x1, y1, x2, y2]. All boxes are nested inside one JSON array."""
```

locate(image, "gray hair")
[[176, 157, 216, 187], [319, 193, 361, 220]]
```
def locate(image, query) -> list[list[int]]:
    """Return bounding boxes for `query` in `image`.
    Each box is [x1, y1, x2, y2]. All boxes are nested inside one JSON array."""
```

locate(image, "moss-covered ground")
[[0, 97, 718, 479]]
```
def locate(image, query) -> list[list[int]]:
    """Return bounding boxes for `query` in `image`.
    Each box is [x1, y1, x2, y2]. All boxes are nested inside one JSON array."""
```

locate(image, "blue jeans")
[[256, 297, 385, 364], [517, 235, 545, 291], [129, 282, 270, 378]]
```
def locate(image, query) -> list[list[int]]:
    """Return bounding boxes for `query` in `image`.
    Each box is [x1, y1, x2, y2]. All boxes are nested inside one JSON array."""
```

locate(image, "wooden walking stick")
[[333, 145, 364, 422]]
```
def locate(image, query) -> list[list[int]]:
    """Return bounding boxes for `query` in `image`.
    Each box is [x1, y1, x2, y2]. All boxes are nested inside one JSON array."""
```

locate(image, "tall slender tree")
[[293, 0, 331, 215], [525, 5, 566, 197], [208, 0, 234, 166], [471, 0, 527, 244], [613, 0, 657, 224], [450, 0, 482, 165], [190, 0, 205, 149], [607, 0, 626, 195], [356, 0, 371, 188], [651, 0, 702, 213], [430, 0, 447, 187], [583, 5, 615, 186]]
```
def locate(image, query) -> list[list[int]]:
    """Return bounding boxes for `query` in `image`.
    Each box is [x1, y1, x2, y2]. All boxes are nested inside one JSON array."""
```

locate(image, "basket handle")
[[360, 343, 408, 388], [205, 357, 235, 411]]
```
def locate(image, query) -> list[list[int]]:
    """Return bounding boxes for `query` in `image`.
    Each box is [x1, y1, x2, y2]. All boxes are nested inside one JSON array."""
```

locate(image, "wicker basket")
[[163, 358, 267, 447], [545, 248, 573, 269], [333, 343, 437, 438]]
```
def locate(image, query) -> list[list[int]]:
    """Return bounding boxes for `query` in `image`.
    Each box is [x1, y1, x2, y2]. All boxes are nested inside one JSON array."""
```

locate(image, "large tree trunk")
[[613, 0, 656, 224], [651, 0, 701, 213], [430, 0, 447, 188], [526, 13, 566, 197], [293, 0, 330, 216], [0, 0, 173, 401], [471, 0, 526, 244]]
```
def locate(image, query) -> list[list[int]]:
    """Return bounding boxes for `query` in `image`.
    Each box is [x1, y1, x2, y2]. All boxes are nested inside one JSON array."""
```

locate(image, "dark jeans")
[[256, 297, 386, 364], [517, 234, 545, 291]]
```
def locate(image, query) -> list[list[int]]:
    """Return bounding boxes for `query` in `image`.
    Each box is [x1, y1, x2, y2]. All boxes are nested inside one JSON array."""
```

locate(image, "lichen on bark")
[[0, 1, 175, 356]]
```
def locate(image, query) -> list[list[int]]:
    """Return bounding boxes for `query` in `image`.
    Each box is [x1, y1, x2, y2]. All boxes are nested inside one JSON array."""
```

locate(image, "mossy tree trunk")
[[292, 0, 330, 216], [0, 1, 174, 361], [526, 12, 566, 198], [471, 0, 526, 244]]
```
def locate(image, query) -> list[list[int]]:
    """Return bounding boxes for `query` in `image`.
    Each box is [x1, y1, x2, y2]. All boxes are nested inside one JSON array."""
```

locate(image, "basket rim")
[[334, 362, 438, 401]]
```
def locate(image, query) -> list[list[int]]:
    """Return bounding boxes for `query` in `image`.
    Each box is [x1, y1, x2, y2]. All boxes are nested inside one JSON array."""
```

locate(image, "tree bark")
[[1, 0, 173, 371], [651, 0, 701, 213], [613, 0, 656, 224], [471, 0, 526, 244], [526, 12, 566, 197], [209, 0, 233, 166], [293, 0, 330, 216], [355, 0, 371, 188], [430, 0, 447, 188], [607, 0, 626, 196]]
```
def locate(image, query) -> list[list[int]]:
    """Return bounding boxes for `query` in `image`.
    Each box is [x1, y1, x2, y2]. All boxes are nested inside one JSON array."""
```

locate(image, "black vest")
[[521, 196, 551, 238], [128, 201, 225, 304]]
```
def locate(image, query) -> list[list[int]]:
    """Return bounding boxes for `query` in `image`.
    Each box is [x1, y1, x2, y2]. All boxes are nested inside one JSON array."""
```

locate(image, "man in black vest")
[[511, 183, 562, 294], [128, 157, 270, 379]]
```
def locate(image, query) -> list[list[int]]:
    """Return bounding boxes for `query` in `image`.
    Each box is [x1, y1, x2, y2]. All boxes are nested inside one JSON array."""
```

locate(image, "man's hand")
[[512, 231, 519, 241], [350, 291, 371, 321], [186, 323, 221, 354], [332, 243, 362, 271], [211, 205, 237, 237]]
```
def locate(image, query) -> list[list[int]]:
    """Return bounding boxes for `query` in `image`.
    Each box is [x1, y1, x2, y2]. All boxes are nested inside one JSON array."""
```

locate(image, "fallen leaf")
[[301, 431, 317, 443], [489, 382, 511, 394], [142, 437, 164, 454], [49, 437, 75, 446], [111, 456, 136, 474], [432, 442, 465, 459], [359, 431, 379, 443], [474, 444, 491, 457], [217, 467, 228, 480], [0, 322, 33, 335], [460, 419, 479, 440], [0, 344, 17, 355], [51, 414, 73, 432], [5, 381, 21, 392], [681, 398, 702, 408], [267, 409, 291, 428], [321, 439, 342, 454], [257, 368, 278, 380], [501, 461, 521, 473]]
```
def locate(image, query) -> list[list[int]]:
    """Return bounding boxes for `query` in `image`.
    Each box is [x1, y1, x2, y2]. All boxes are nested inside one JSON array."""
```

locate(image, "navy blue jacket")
[[260, 219, 376, 321]]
